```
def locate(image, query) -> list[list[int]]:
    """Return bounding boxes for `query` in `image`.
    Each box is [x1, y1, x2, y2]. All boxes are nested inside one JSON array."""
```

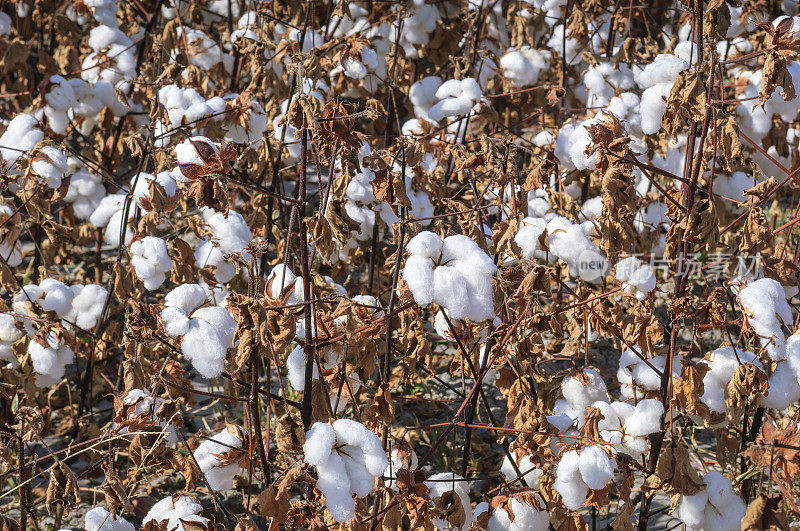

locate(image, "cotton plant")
[[142, 495, 209, 531], [160, 283, 236, 378], [193, 425, 247, 491], [303, 419, 388, 522], [403, 231, 497, 322], [674, 471, 747, 531], [552, 368, 609, 425]]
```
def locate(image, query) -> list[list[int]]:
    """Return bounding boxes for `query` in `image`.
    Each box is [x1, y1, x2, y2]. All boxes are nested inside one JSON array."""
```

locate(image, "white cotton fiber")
[[577, 445, 615, 489], [130, 236, 172, 290], [403, 231, 496, 321], [303, 420, 388, 522], [84, 507, 135, 531]]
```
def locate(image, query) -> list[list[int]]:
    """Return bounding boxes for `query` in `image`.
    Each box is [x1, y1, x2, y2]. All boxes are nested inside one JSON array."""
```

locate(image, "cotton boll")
[[0, 314, 23, 366], [84, 507, 136, 531], [615, 257, 656, 300], [738, 277, 793, 360], [760, 360, 800, 410], [38, 278, 74, 317], [676, 490, 708, 530], [500, 46, 550, 88], [30, 145, 70, 188], [0, 114, 43, 168], [488, 495, 549, 531], [60, 284, 105, 330], [28, 333, 73, 387], [426, 473, 474, 530], [701, 346, 762, 413], [500, 453, 541, 488], [142, 495, 208, 531], [165, 284, 208, 314], [624, 399, 664, 437], [561, 368, 608, 410], [130, 237, 172, 290], [180, 318, 229, 378], [403, 232, 496, 321], [554, 449, 588, 510], [409, 76, 443, 118], [303, 420, 388, 523], [193, 427, 245, 491], [639, 82, 673, 135], [64, 163, 105, 220], [578, 445, 615, 489]]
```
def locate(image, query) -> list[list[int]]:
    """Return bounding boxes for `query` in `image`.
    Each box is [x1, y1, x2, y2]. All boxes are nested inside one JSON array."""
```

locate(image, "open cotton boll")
[[700, 346, 762, 414], [675, 471, 745, 531], [409, 76, 443, 118], [561, 368, 608, 410], [403, 231, 496, 322], [0, 314, 23, 366], [384, 447, 418, 490], [624, 399, 664, 437], [114, 388, 178, 444], [1, 114, 44, 169], [30, 145, 69, 188], [554, 450, 589, 510], [635, 53, 689, 89], [759, 360, 800, 410], [617, 349, 678, 399], [577, 445, 615, 490], [426, 473, 474, 530], [615, 257, 656, 300], [500, 453, 542, 488], [37, 278, 74, 317], [500, 46, 550, 88], [65, 284, 107, 330], [675, 490, 709, 530], [64, 162, 105, 220], [193, 427, 246, 491], [130, 236, 172, 290], [142, 495, 208, 531], [639, 82, 673, 135], [488, 494, 549, 531], [737, 277, 793, 360], [265, 264, 305, 305], [28, 333, 74, 387], [428, 77, 484, 122], [303, 420, 388, 522], [165, 283, 208, 314], [84, 507, 135, 531]]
